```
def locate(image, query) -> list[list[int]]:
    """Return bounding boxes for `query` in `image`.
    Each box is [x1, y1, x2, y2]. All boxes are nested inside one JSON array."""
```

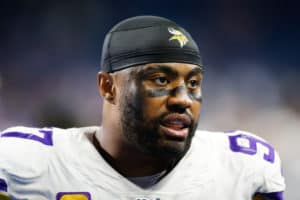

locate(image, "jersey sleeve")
[[0, 126, 53, 198], [224, 130, 285, 199], [254, 150, 285, 199]]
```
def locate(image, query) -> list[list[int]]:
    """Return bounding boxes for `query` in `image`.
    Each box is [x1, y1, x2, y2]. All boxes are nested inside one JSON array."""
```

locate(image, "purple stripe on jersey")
[[1, 130, 53, 146], [0, 178, 7, 192], [256, 192, 284, 200], [56, 192, 91, 200]]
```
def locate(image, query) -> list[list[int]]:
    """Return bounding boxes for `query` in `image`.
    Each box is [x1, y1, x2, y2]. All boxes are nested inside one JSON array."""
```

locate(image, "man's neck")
[[93, 132, 174, 177]]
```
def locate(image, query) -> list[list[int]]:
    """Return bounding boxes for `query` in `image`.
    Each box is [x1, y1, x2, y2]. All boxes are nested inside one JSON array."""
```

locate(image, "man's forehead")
[[133, 62, 203, 74], [109, 63, 203, 80]]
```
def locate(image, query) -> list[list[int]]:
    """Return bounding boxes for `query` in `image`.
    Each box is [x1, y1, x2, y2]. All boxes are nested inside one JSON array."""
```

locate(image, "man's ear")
[[98, 71, 116, 104]]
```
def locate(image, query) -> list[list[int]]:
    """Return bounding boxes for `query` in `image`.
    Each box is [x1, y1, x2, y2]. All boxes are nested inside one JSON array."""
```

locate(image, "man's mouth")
[[160, 114, 192, 140]]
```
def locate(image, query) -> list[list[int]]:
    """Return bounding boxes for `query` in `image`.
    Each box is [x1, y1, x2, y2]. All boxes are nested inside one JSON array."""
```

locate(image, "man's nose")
[[167, 86, 192, 112]]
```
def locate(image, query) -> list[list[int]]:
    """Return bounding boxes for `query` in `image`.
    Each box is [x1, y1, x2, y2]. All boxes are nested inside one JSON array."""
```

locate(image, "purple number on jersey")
[[1, 128, 53, 146], [256, 192, 283, 200], [0, 178, 8, 192], [228, 132, 275, 163]]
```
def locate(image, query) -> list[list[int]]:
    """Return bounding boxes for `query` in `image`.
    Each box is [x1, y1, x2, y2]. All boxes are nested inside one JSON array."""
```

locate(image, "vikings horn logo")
[[168, 27, 189, 48]]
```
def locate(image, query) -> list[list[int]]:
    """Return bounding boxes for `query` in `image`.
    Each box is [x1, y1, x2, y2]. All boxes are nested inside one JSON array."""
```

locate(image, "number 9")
[[228, 133, 275, 163]]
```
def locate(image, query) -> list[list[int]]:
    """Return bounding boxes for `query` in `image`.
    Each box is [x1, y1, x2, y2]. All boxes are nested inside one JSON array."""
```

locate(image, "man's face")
[[118, 63, 203, 159]]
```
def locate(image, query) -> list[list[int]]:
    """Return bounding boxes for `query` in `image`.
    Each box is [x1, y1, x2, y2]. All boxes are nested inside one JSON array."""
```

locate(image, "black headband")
[[100, 16, 203, 72]]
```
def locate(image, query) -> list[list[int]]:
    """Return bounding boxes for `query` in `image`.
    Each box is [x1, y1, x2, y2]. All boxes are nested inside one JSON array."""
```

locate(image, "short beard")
[[120, 88, 198, 160]]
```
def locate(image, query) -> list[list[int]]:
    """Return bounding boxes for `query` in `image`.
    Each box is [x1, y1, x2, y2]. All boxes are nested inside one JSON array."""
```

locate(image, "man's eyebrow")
[[137, 65, 179, 78], [187, 67, 204, 78]]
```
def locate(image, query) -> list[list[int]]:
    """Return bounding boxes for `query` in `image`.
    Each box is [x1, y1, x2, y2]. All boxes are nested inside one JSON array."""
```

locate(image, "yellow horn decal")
[[168, 27, 189, 48]]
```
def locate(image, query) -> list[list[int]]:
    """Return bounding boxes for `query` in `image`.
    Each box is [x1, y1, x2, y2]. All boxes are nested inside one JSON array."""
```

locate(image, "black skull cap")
[[100, 16, 203, 72]]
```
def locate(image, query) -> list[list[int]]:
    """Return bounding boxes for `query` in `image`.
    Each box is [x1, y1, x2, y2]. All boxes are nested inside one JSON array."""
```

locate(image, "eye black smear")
[[147, 88, 171, 97], [147, 87, 202, 103]]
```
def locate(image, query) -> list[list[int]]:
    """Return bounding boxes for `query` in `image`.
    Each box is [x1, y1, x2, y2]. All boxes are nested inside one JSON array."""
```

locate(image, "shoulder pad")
[[0, 126, 53, 179]]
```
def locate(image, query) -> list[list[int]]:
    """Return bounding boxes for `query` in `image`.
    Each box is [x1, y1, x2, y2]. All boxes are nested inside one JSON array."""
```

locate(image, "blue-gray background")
[[0, 0, 299, 199]]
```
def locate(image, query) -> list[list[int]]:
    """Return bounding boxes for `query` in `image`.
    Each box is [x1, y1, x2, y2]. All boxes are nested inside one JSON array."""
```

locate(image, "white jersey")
[[0, 126, 285, 200]]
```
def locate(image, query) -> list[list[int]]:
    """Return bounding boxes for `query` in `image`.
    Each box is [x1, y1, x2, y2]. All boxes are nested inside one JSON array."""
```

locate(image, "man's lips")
[[160, 114, 192, 140]]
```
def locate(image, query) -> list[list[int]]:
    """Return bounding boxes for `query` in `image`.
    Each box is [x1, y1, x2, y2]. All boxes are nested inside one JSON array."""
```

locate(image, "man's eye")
[[154, 77, 169, 86], [188, 79, 200, 89]]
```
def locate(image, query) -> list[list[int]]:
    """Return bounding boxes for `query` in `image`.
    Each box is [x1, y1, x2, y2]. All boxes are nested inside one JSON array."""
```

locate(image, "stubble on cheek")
[[119, 76, 151, 149]]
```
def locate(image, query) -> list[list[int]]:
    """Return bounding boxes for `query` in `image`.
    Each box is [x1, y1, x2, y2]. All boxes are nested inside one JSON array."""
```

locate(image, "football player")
[[0, 16, 285, 200]]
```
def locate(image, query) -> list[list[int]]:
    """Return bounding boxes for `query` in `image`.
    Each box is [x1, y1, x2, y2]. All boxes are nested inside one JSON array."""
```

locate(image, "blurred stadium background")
[[0, 0, 299, 199]]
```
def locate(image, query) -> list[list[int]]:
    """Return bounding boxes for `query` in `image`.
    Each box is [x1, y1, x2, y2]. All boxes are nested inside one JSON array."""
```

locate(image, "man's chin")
[[147, 138, 191, 159], [146, 125, 195, 158]]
